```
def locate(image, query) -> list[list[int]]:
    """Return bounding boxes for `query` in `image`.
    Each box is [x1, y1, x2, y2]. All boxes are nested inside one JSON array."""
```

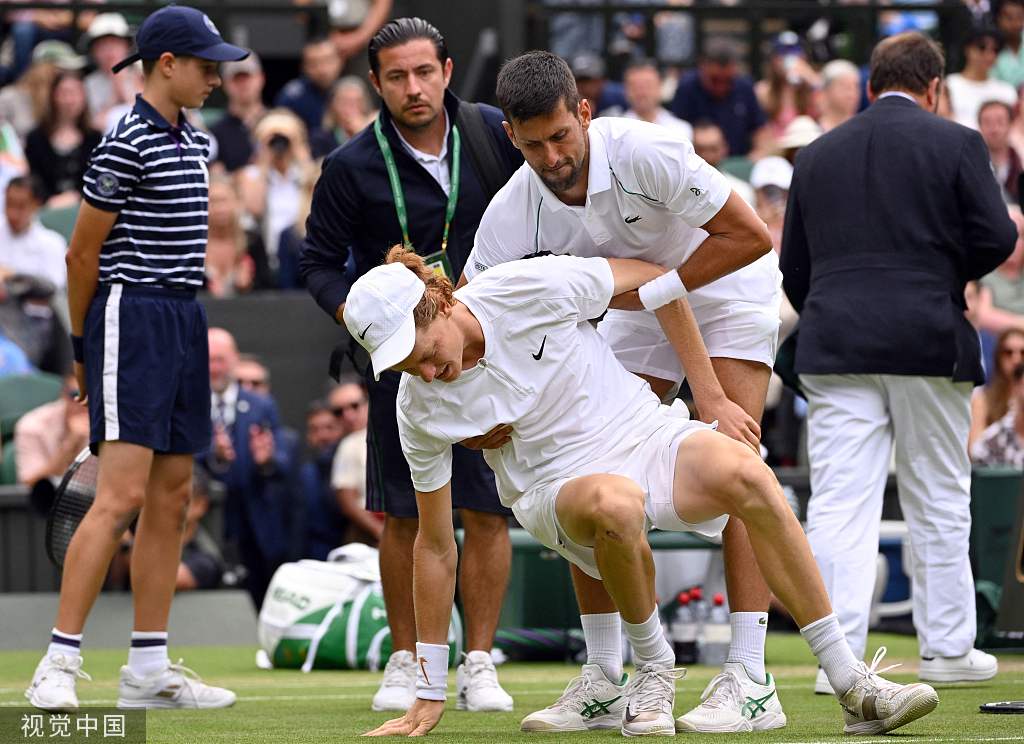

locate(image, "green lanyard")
[[373, 113, 461, 253]]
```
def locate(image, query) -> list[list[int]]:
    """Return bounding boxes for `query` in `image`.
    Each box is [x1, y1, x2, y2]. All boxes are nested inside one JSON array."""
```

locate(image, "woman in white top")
[[355, 248, 938, 739]]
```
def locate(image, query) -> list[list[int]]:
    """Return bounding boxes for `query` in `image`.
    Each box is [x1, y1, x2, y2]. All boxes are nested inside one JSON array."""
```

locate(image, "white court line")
[[786, 739, 1024, 744]]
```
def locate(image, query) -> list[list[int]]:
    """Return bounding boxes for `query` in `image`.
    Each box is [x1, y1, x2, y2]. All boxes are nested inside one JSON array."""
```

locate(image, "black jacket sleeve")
[[957, 130, 1017, 280], [780, 165, 811, 314], [298, 153, 362, 320]]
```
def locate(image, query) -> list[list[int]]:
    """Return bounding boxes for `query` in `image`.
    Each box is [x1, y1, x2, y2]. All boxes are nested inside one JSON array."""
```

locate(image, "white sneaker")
[[675, 663, 786, 733], [621, 664, 686, 737], [838, 647, 939, 735], [919, 649, 998, 683], [815, 667, 835, 696], [456, 650, 513, 712], [117, 660, 236, 709], [520, 664, 627, 732], [25, 653, 90, 712], [371, 650, 417, 712]]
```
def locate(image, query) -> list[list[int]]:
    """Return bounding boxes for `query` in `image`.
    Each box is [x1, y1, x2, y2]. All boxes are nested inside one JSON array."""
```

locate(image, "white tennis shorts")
[[511, 401, 730, 580], [598, 257, 783, 385]]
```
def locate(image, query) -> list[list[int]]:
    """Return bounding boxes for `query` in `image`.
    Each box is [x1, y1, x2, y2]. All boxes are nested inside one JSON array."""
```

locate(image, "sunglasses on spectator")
[[332, 401, 366, 416]]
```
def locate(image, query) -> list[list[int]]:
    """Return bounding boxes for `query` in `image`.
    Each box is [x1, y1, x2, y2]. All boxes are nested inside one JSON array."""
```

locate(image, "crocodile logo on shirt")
[[690, 187, 703, 197], [624, 215, 642, 224]]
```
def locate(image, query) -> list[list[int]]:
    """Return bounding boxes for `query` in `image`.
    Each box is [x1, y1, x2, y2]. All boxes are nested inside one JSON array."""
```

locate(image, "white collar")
[[878, 91, 917, 104], [392, 109, 450, 163]]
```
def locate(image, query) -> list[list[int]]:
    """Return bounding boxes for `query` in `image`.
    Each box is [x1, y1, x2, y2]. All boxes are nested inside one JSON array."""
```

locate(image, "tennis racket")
[[45, 447, 98, 568]]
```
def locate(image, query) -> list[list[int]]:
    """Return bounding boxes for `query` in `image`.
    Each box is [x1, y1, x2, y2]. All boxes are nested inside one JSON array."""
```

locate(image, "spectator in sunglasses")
[[945, 26, 1018, 130], [971, 361, 1024, 466]]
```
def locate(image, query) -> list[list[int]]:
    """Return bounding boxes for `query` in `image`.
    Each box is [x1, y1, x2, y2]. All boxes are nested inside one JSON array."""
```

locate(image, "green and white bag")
[[257, 544, 462, 671]]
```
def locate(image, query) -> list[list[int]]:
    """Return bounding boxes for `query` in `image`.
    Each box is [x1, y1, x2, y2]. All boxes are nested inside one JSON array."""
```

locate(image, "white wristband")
[[638, 270, 687, 311], [415, 642, 449, 702]]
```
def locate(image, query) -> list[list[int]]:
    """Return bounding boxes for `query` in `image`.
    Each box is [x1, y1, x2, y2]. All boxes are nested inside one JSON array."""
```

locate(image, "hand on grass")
[[363, 698, 445, 737]]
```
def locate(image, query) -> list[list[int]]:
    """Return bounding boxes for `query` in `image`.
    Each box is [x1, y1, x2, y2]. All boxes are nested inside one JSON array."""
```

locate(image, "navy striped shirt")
[[82, 95, 210, 289]]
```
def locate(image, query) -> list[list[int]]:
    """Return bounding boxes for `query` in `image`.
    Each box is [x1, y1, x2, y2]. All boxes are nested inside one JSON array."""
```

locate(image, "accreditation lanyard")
[[373, 114, 461, 279]]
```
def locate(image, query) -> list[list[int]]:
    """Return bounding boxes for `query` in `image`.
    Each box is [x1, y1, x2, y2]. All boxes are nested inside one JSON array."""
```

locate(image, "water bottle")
[[699, 593, 732, 667], [670, 592, 698, 664]]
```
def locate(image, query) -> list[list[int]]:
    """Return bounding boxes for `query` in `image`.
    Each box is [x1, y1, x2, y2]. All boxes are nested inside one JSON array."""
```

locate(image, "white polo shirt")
[[397, 254, 664, 503], [0, 219, 67, 290], [466, 116, 779, 307]]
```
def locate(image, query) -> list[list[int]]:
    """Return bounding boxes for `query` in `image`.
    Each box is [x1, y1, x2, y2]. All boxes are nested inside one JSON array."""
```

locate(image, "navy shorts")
[[366, 370, 511, 519], [85, 284, 211, 455]]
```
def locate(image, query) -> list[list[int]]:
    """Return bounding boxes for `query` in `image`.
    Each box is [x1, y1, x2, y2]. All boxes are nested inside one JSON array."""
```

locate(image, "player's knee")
[[591, 481, 646, 542], [461, 510, 508, 540], [726, 453, 786, 519], [92, 486, 145, 533]]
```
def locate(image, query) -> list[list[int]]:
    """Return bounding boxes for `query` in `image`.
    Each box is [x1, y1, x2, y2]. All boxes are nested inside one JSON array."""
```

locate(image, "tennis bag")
[[257, 543, 462, 671]]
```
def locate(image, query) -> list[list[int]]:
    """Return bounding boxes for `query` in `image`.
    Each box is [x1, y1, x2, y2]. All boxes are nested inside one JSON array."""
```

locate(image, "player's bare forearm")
[[412, 484, 458, 645], [681, 191, 772, 292], [606, 257, 671, 295], [654, 299, 724, 408], [66, 203, 118, 335]]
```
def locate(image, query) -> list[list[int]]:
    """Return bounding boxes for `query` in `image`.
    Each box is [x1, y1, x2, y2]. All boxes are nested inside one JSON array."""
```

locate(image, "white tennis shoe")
[[371, 650, 417, 711], [839, 647, 939, 735], [520, 664, 627, 732], [456, 650, 513, 712], [621, 664, 685, 737], [26, 653, 90, 712], [116, 660, 236, 709], [675, 663, 786, 733]]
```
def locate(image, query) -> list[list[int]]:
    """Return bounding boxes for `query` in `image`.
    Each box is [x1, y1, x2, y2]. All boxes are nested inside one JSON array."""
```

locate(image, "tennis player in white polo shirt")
[[354, 247, 938, 739], [460, 51, 784, 733]]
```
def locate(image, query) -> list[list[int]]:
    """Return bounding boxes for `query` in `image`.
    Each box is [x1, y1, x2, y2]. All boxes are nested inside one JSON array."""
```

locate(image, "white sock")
[[128, 631, 170, 678], [48, 628, 82, 659], [581, 612, 623, 682], [622, 608, 674, 669], [800, 613, 860, 696], [726, 612, 768, 684]]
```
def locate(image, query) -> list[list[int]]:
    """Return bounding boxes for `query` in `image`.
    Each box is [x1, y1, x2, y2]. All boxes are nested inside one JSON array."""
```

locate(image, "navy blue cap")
[[112, 5, 248, 73]]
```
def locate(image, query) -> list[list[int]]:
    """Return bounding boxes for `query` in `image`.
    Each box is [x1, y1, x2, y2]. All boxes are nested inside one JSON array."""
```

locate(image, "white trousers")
[[800, 373, 977, 659]]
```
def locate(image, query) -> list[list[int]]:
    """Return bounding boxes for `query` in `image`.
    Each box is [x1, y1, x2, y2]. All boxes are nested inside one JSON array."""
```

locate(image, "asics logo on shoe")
[[741, 691, 776, 719], [579, 696, 621, 719]]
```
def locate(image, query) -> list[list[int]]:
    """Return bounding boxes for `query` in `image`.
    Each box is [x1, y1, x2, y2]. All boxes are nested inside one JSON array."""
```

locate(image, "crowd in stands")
[[9, 0, 1024, 600]]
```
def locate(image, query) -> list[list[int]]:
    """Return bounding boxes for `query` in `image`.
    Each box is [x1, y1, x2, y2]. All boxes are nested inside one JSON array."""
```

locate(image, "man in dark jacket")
[[781, 31, 1014, 691], [299, 17, 522, 713]]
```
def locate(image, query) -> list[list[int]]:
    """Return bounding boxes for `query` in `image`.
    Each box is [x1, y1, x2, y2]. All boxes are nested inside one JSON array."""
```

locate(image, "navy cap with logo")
[[112, 5, 248, 73]]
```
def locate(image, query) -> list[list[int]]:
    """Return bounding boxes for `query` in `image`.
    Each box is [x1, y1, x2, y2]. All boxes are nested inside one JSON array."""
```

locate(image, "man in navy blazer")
[[204, 327, 297, 610], [781, 31, 1015, 690]]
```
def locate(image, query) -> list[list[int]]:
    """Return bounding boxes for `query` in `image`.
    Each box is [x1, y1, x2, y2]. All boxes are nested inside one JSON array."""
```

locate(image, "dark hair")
[[42, 72, 91, 137], [307, 398, 332, 418], [701, 37, 741, 66], [868, 31, 945, 96], [368, 17, 447, 77], [6, 175, 45, 202], [497, 51, 580, 123], [979, 99, 1014, 123], [692, 118, 724, 135], [142, 58, 156, 76]]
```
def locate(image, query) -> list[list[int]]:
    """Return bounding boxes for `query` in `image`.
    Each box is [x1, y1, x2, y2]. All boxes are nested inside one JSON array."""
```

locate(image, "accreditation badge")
[[423, 249, 453, 281]]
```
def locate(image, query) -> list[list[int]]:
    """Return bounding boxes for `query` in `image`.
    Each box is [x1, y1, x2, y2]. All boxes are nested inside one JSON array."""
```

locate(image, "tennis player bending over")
[[356, 248, 938, 738]]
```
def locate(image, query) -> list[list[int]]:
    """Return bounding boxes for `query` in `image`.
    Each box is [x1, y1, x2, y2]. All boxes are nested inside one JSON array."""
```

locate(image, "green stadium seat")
[[0, 443, 17, 485], [720, 156, 754, 183], [0, 372, 63, 442], [38, 204, 80, 242]]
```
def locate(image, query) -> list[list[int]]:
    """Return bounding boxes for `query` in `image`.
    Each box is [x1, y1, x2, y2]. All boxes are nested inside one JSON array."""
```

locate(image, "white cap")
[[84, 13, 132, 46], [343, 263, 426, 380], [777, 115, 822, 150], [750, 156, 793, 190]]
